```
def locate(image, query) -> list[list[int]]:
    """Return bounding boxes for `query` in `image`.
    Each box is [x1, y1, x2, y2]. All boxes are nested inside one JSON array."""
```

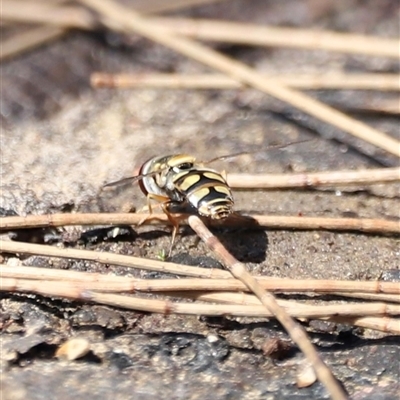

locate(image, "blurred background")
[[1, 1, 399, 218]]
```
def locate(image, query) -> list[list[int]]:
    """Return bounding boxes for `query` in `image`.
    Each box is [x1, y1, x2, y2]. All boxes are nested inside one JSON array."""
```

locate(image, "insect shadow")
[[178, 213, 268, 264], [79, 225, 137, 245], [213, 227, 268, 264]]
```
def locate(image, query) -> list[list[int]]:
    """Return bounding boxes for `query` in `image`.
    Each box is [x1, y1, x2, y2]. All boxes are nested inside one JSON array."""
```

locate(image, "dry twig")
[[2, 277, 399, 320], [343, 98, 400, 115], [2, 265, 398, 295], [227, 167, 400, 189], [250, 215, 399, 234], [2, 0, 227, 26], [3, 2, 399, 58], [0, 0, 225, 61], [92, 72, 400, 115], [0, 26, 65, 61], [0, 240, 230, 278], [151, 17, 400, 58], [325, 316, 400, 334], [186, 291, 400, 313], [0, 0, 71, 61], [91, 72, 400, 92], [80, 0, 400, 158], [1, 1, 96, 30], [188, 215, 348, 400], [1, 213, 398, 235], [129, 0, 229, 14], [329, 292, 400, 304], [2, 266, 399, 333]]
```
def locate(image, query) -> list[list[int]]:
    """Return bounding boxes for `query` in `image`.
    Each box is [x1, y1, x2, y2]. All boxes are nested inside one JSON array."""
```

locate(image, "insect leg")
[[137, 193, 170, 226], [138, 193, 181, 256], [160, 201, 181, 257]]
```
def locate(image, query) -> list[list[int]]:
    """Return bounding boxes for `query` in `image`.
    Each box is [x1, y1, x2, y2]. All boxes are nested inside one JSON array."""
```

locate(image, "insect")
[[104, 154, 234, 255], [104, 140, 310, 256]]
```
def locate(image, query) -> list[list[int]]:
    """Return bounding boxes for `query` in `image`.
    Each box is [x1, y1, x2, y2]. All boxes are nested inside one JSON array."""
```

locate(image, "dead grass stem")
[[0, 25, 65, 61], [2, 277, 399, 319], [2, 265, 398, 295], [91, 72, 400, 92], [1, 213, 398, 234], [152, 17, 400, 58]]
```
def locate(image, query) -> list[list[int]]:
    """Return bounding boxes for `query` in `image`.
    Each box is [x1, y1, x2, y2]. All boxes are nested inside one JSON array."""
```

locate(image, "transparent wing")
[[204, 139, 313, 165], [102, 170, 160, 189]]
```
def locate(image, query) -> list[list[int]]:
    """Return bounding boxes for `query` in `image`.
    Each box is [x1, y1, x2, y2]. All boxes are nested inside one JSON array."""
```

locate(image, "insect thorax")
[[139, 155, 195, 202]]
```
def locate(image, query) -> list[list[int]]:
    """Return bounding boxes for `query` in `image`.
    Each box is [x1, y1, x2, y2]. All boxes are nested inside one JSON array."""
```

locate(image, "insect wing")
[[204, 139, 312, 165], [103, 170, 160, 189]]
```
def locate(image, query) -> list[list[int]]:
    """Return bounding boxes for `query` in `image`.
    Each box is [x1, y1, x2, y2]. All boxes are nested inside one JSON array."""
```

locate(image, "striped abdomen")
[[172, 168, 234, 219]]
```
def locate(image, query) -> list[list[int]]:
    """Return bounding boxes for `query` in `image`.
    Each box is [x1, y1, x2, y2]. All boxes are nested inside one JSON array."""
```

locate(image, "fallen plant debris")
[[3, 275, 399, 323], [2, 264, 399, 295], [4, 1, 399, 155], [2, 1, 400, 399], [1, 202, 398, 399], [78, 0, 400, 158], [3, 2, 400, 57], [91, 72, 400, 92], [1, 212, 399, 234]]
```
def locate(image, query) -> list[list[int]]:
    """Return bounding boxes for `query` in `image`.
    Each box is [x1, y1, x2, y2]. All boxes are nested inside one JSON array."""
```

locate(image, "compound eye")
[[173, 162, 193, 172]]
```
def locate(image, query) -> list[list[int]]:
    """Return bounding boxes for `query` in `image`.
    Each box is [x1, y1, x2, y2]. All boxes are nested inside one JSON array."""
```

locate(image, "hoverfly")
[[104, 140, 310, 256], [104, 154, 234, 255]]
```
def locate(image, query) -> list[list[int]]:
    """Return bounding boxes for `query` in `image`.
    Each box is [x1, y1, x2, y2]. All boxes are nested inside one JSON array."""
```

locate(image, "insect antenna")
[[204, 139, 313, 165]]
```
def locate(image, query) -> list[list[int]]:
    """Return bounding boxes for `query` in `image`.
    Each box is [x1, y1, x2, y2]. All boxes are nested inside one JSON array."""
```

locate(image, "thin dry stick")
[[185, 290, 400, 308], [1, 213, 398, 234], [2, 276, 399, 333], [2, 265, 398, 295], [227, 167, 400, 189], [188, 216, 348, 400], [151, 17, 400, 59], [159, 288, 400, 304], [250, 215, 399, 234], [0, 25, 65, 61], [5, 3, 399, 59], [1, 1, 96, 29], [181, 291, 400, 316], [0, 240, 231, 278], [330, 291, 400, 303], [91, 72, 400, 92], [325, 316, 400, 334], [2, 0, 227, 26], [2, 277, 399, 319], [3, 265, 400, 306], [0, 0, 225, 62], [184, 293, 400, 328], [92, 72, 400, 114], [345, 98, 400, 115], [80, 0, 400, 158], [131, 0, 229, 14], [81, 293, 398, 335]]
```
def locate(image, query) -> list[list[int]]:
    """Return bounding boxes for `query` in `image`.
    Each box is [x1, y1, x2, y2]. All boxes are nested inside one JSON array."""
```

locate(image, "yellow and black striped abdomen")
[[172, 168, 234, 219]]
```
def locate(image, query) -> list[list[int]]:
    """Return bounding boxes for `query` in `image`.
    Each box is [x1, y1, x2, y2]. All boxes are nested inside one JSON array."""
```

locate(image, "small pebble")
[[56, 337, 90, 361], [296, 361, 317, 388]]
